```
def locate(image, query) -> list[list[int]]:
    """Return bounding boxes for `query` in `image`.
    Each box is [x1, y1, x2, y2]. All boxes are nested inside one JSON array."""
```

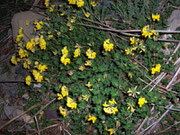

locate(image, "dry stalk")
[[0, 103, 41, 131], [21, 98, 56, 129]]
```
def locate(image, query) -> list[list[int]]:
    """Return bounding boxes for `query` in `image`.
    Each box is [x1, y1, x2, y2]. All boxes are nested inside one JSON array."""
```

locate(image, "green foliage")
[[13, 0, 179, 134]]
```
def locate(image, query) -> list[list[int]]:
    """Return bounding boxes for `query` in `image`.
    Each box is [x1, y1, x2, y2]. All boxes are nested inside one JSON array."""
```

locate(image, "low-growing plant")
[[11, 0, 180, 134]]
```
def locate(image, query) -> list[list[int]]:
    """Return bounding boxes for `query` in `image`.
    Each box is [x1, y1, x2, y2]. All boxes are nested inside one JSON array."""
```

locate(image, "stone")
[[11, 11, 45, 42]]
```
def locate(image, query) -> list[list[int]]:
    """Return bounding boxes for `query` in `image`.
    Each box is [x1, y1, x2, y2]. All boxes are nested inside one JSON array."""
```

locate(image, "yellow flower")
[[125, 48, 132, 55], [70, 17, 76, 23], [45, 0, 49, 7], [18, 27, 23, 35], [61, 85, 68, 97], [23, 61, 30, 69], [16, 34, 23, 42], [48, 35, 53, 39], [16, 28, 24, 42], [151, 64, 161, 74], [32, 70, 43, 82], [85, 82, 92, 88], [35, 64, 48, 73], [19, 48, 28, 58], [130, 37, 135, 44], [127, 86, 140, 97], [25, 75, 31, 86], [26, 39, 35, 52], [62, 46, 68, 57], [127, 103, 135, 113], [108, 99, 117, 105], [138, 97, 147, 107], [66, 97, 77, 109], [85, 12, 90, 18], [86, 48, 96, 59], [11, 56, 17, 65], [103, 101, 109, 107], [155, 64, 161, 72], [151, 67, 156, 74], [88, 115, 96, 123], [142, 25, 154, 38], [85, 60, 92, 66], [89, 88, 93, 91], [74, 48, 80, 58], [152, 13, 160, 21], [61, 55, 70, 65], [49, 5, 55, 12], [60, 12, 65, 16], [82, 95, 89, 101], [91, 1, 96, 7], [103, 100, 118, 114], [57, 93, 63, 100], [104, 106, 118, 114], [76, 0, 84, 7], [25, 20, 29, 26], [68, 0, 76, 5], [36, 23, 42, 30], [103, 39, 114, 52], [106, 128, 115, 135], [39, 36, 46, 50], [59, 106, 67, 117]]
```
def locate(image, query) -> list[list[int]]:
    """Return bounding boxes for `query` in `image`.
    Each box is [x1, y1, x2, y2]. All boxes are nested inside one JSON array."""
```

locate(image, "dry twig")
[[21, 98, 56, 129], [0, 103, 41, 131]]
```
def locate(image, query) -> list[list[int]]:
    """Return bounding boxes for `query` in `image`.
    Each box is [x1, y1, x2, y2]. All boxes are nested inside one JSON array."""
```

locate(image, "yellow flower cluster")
[[106, 128, 115, 135], [44, 0, 50, 7], [61, 85, 69, 97], [23, 59, 31, 69], [103, 39, 114, 52], [34, 62, 48, 73], [85, 60, 92, 66], [141, 25, 155, 38], [74, 48, 80, 58], [68, 0, 84, 7], [82, 94, 89, 101], [127, 102, 135, 113], [16, 27, 24, 43], [86, 48, 96, 59], [59, 106, 67, 117], [85, 12, 90, 18], [39, 35, 47, 50], [34, 21, 43, 31], [32, 70, 43, 82], [11, 56, 17, 65], [25, 36, 46, 52], [103, 99, 118, 114], [25, 75, 31, 86], [19, 48, 28, 58], [88, 114, 96, 123], [152, 13, 160, 21], [151, 64, 161, 74], [49, 5, 55, 12], [125, 37, 146, 55], [66, 97, 77, 109], [91, 1, 96, 7], [26, 39, 36, 52], [127, 86, 140, 97], [57, 85, 69, 100], [56, 85, 77, 117], [138, 97, 147, 107], [60, 46, 70, 65]]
